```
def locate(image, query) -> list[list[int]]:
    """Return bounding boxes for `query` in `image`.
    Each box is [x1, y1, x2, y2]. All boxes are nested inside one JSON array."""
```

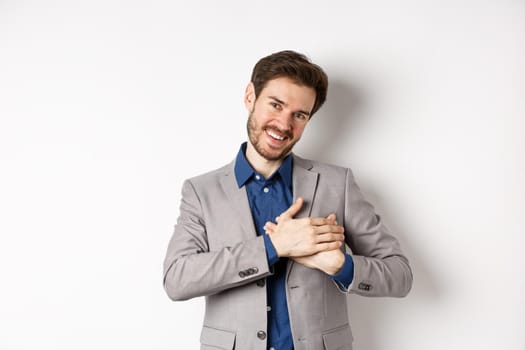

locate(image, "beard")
[[246, 111, 298, 161]]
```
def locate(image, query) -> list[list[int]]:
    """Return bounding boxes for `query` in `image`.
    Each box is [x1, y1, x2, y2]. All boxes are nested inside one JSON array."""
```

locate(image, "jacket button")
[[358, 282, 371, 291], [239, 271, 246, 278], [256, 279, 265, 287], [257, 330, 266, 340]]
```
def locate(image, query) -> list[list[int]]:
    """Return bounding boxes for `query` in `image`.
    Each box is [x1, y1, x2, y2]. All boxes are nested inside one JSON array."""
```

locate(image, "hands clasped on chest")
[[263, 197, 346, 275]]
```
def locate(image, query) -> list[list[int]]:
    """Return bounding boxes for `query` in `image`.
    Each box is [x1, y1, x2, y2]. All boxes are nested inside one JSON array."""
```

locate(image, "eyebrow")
[[268, 96, 311, 117]]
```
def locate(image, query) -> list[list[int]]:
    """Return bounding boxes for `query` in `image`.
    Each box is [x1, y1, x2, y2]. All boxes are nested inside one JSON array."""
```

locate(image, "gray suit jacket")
[[163, 155, 413, 350]]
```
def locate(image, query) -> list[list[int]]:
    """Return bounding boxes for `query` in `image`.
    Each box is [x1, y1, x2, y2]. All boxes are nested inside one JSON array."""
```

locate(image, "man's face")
[[245, 77, 316, 161]]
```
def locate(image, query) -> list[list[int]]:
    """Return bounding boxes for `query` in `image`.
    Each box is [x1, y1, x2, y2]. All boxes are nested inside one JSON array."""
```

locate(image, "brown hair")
[[250, 50, 328, 116]]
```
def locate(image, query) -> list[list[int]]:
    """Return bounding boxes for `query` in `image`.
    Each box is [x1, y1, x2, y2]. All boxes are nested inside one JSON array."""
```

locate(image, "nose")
[[274, 111, 294, 131]]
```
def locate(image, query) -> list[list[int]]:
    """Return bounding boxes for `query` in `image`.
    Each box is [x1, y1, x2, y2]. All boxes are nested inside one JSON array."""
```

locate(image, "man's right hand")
[[264, 197, 345, 257]]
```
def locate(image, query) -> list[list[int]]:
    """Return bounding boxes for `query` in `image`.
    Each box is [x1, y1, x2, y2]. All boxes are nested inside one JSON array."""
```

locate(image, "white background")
[[1, 1, 523, 349]]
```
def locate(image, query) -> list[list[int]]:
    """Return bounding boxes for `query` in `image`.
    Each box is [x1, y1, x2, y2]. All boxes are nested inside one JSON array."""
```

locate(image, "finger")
[[312, 224, 344, 235], [279, 197, 304, 220], [264, 221, 277, 234], [326, 213, 336, 224], [316, 240, 343, 252], [314, 232, 345, 243], [308, 217, 331, 226]]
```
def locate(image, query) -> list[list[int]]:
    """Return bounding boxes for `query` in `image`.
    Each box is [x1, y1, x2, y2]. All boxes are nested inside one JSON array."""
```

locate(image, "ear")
[[244, 82, 256, 112]]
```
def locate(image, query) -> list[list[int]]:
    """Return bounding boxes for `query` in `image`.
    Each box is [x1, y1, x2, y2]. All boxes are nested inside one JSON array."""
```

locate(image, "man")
[[163, 50, 412, 350]]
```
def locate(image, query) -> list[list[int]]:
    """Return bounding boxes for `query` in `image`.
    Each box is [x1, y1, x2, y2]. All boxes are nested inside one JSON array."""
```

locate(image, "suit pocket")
[[322, 324, 353, 350], [200, 326, 236, 350]]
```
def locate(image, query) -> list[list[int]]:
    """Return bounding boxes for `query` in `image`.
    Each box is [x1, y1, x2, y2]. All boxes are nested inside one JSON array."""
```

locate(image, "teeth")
[[267, 130, 285, 141]]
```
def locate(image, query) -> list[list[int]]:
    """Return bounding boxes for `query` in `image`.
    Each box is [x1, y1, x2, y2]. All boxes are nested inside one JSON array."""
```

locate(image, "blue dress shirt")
[[234, 143, 354, 350]]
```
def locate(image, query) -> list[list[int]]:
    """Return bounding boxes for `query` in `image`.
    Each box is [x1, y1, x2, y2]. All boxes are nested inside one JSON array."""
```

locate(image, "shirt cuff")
[[263, 234, 280, 266], [331, 254, 354, 289]]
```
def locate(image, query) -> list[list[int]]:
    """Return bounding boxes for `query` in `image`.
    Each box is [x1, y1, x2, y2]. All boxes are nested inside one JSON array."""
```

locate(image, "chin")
[[259, 147, 289, 161]]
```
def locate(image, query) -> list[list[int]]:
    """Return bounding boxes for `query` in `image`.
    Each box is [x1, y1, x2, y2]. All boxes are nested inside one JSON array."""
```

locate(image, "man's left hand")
[[264, 213, 346, 275], [291, 248, 345, 275]]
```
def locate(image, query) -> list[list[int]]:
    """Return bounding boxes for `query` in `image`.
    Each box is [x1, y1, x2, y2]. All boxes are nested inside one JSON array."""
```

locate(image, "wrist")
[[327, 252, 345, 275], [268, 233, 286, 257]]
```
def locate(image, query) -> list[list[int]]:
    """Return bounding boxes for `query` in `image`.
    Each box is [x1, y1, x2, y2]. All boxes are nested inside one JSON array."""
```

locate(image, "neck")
[[245, 142, 285, 179]]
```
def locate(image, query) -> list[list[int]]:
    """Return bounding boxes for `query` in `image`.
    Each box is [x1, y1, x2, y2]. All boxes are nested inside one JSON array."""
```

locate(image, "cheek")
[[252, 103, 266, 117], [255, 108, 276, 124], [293, 125, 307, 138], [261, 106, 277, 119]]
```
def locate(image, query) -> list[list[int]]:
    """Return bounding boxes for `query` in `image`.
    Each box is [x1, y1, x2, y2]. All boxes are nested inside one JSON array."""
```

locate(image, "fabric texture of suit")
[[163, 154, 413, 350]]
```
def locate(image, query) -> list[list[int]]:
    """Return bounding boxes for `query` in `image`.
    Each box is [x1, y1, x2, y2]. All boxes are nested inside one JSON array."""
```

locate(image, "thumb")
[[280, 197, 304, 220], [264, 221, 277, 234], [326, 213, 336, 224]]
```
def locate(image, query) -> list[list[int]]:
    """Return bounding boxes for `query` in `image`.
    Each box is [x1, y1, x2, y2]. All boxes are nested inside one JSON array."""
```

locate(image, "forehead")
[[259, 77, 316, 111]]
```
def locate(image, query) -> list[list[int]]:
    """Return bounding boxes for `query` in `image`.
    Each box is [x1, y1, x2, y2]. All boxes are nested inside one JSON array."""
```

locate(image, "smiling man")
[[246, 76, 314, 165], [163, 50, 413, 350]]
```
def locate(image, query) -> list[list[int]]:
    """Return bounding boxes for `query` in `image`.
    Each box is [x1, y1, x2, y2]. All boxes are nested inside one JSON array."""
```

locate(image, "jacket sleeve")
[[163, 179, 272, 301], [336, 168, 413, 297]]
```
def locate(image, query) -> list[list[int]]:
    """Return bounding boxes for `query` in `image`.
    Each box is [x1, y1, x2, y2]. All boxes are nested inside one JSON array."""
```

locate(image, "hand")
[[290, 213, 345, 275], [292, 248, 345, 275], [264, 198, 344, 258], [267, 212, 346, 275]]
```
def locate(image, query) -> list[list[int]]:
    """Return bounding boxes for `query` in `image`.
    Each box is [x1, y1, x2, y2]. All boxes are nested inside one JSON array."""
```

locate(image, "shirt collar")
[[234, 142, 293, 189]]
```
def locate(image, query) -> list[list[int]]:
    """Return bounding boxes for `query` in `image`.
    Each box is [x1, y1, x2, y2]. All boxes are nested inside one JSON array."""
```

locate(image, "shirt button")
[[266, 306, 272, 312], [269, 347, 276, 350], [255, 175, 261, 180], [263, 187, 269, 193], [257, 330, 266, 340]]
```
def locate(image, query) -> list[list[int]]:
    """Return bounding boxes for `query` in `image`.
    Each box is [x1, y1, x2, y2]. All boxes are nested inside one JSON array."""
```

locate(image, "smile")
[[265, 129, 286, 141]]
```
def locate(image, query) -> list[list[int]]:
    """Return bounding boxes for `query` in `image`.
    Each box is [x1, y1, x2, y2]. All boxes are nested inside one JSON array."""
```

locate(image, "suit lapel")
[[292, 155, 318, 218], [220, 161, 257, 240], [287, 155, 319, 280]]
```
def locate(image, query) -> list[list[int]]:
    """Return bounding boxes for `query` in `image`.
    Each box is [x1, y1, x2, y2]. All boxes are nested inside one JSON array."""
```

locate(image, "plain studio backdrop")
[[0, 1, 523, 349]]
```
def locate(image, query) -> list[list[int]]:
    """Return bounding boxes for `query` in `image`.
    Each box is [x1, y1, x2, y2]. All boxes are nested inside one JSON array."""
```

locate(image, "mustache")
[[264, 125, 293, 139]]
